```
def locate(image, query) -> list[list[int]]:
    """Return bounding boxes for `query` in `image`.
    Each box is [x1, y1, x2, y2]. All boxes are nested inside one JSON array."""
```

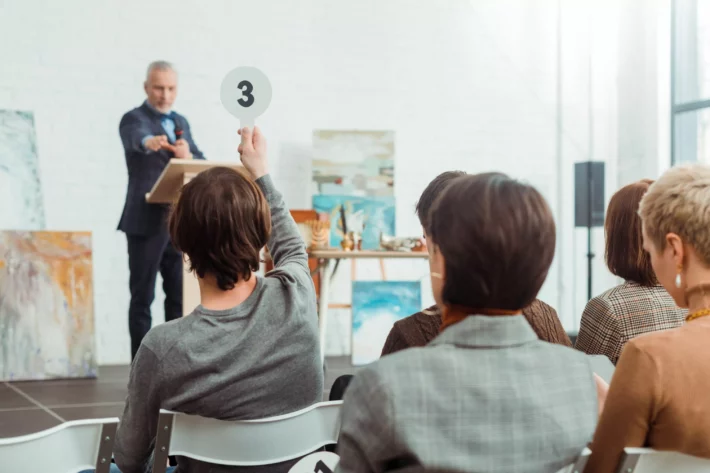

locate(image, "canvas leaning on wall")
[[0, 231, 97, 381], [351, 281, 422, 366], [0, 110, 45, 231]]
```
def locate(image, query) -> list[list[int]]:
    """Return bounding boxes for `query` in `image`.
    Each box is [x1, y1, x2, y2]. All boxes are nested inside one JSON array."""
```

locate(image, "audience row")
[[103, 127, 710, 473]]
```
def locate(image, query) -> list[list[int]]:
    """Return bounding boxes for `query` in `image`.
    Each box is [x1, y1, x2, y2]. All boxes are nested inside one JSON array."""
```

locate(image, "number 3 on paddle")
[[220, 66, 272, 128], [237, 80, 254, 107]]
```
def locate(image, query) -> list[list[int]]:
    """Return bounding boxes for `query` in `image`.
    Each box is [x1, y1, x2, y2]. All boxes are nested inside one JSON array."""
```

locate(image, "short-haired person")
[[575, 179, 686, 364], [336, 173, 601, 473], [585, 164, 710, 472], [381, 171, 572, 356], [112, 128, 323, 473]]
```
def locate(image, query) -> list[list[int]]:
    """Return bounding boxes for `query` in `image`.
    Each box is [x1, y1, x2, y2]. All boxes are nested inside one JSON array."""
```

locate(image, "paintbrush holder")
[[340, 233, 355, 251]]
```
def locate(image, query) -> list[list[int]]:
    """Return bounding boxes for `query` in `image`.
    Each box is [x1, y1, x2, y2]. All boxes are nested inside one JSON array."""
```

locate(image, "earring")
[[675, 266, 683, 288]]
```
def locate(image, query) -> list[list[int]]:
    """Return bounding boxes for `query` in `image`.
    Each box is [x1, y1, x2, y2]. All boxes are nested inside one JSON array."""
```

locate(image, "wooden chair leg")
[[379, 258, 386, 280]]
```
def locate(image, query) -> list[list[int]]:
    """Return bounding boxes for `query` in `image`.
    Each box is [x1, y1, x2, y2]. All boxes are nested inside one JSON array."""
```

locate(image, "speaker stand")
[[586, 161, 594, 301], [586, 225, 594, 301]]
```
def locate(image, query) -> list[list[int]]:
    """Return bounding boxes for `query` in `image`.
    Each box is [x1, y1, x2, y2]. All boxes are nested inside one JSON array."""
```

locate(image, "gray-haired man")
[[117, 61, 205, 359]]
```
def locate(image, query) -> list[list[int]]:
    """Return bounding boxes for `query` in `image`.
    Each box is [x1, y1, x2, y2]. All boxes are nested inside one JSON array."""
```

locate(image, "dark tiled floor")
[[0, 356, 357, 438]]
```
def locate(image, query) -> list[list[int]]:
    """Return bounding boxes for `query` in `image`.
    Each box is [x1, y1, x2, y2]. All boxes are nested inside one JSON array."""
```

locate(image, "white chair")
[[616, 448, 710, 472], [0, 417, 118, 473], [555, 448, 591, 473], [151, 401, 343, 473], [588, 354, 615, 383]]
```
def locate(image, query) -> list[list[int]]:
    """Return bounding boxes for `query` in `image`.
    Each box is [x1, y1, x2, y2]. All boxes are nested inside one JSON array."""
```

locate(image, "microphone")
[[174, 122, 184, 142]]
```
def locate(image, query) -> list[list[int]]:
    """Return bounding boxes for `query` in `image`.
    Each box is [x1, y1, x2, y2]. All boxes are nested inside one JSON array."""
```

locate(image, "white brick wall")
[[0, 0, 669, 364]]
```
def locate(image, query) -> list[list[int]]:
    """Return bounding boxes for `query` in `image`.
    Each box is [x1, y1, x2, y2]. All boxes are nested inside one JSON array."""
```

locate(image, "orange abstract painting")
[[0, 231, 96, 381]]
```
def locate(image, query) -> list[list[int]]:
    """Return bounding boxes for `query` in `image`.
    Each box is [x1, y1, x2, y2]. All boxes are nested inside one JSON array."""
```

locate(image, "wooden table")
[[310, 249, 429, 362]]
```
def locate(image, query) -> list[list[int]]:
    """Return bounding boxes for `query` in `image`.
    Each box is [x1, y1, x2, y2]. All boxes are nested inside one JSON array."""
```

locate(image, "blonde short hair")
[[638, 163, 710, 265]]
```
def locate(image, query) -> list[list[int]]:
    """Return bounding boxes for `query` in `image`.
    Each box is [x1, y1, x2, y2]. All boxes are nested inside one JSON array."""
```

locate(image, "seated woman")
[[112, 127, 323, 473], [576, 179, 686, 364], [584, 164, 710, 472], [336, 172, 601, 473], [381, 171, 572, 356]]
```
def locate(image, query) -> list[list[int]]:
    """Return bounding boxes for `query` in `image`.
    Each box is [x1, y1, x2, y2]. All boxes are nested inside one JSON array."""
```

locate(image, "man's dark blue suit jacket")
[[117, 102, 205, 236]]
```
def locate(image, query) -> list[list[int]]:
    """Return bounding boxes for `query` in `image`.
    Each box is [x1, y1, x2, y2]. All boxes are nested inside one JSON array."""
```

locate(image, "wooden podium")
[[145, 159, 245, 316]]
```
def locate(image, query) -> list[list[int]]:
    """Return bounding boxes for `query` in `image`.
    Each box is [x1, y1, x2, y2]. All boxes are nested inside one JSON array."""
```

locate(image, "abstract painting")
[[312, 194, 395, 250], [0, 110, 45, 230], [312, 130, 394, 197], [0, 231, 96, 381], [351, 281, 421, 366]]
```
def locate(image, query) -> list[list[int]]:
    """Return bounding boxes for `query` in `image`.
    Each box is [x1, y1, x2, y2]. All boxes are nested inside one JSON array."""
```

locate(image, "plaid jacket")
[[336, 315, 598, 473], [117, 102, 205, 236], [575, 281, 687, 365]]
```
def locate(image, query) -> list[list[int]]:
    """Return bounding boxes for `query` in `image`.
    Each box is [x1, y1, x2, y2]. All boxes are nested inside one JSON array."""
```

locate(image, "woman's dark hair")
[[415, 171, 467, 230], [168, 167, 271, 291], [605, 179, 656, 286], [428, 173, 556, 310]]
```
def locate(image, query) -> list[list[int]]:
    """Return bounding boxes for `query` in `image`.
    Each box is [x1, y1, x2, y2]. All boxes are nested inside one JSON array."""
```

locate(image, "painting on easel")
[[311, 130, 394, 198]]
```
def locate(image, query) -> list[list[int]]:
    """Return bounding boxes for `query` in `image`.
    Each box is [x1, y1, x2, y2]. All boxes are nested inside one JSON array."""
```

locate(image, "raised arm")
[[239, 127, 309, 277]]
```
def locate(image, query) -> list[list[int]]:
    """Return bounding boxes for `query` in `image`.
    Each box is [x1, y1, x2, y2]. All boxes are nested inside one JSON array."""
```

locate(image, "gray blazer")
[[335, 315, 598, 473]]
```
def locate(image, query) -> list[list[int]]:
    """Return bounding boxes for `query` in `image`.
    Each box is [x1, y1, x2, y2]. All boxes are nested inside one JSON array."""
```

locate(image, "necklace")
[[686, 308, 710, 322], [684, 284, 710, 322]]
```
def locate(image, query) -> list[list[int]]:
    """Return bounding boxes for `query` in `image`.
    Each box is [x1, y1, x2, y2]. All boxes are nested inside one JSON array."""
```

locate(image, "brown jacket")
[[381, 299, 572, 356], [584, 317, 710, 473]]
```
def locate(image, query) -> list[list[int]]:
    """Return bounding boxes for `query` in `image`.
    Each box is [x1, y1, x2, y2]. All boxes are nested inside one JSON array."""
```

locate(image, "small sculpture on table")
[[340, 233, 355, 251], [346, 209, 365, 251], [379, 234, 426, 252], [337, 205, 365, 251], [306, 219, 330, 250]]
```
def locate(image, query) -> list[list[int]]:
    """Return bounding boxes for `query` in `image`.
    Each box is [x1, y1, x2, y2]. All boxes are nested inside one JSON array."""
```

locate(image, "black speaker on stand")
[[574, 161, 605, 301]]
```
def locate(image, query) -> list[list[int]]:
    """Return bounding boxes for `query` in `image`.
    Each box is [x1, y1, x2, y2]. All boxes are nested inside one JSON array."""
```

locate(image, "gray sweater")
[[114, 175, 324, 473]]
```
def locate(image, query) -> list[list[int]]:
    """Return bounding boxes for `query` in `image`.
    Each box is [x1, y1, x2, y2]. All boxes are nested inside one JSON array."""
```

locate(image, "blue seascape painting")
[[351, 281, 421, 366], [312, 194, 395, 250]]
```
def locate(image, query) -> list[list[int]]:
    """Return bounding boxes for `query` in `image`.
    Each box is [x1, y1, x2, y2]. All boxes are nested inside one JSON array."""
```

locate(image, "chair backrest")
[[152, 401, 343, 472], [616, 448, 710, 472], [554, 448, 591, 473], [0, 417, 118, 473], [588, 354, 615, 383]]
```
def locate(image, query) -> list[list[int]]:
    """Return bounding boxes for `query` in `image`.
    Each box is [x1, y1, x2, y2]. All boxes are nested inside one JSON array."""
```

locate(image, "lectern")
[[145, 159, 245, 316]]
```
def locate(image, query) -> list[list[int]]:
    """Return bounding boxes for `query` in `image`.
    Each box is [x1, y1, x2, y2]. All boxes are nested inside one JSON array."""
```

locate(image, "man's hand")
[[144, 135, 168, 152], [161, 139, 192, 159], [237, 127, 268, 179]]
